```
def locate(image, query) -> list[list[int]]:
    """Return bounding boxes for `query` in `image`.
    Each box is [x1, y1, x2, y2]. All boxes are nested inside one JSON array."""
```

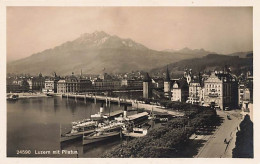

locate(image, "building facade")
[[27, 73, 45, 92], [187, 82, 202, 105], [57, 80, 66, 93], [203, 71, 238, 110], [171, 79, 189, 102], [65, 74, 92, 93], [43, 80, 56, 93], [121, 79, 143, 89]]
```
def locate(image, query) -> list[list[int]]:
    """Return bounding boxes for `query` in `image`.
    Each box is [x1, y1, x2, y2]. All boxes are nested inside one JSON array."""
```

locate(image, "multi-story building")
[[43, 73, 60, 93], [65, 74, 92, 93], [203, 71, 238, 110], [171, 79, 189, 102], [57, 79, 66, 93], [43, 80, 56, 93], [121, 79, 143, 89], [93, 79, 121, 90], [187, 81, 202, 105], [27, 73, 45, 92]]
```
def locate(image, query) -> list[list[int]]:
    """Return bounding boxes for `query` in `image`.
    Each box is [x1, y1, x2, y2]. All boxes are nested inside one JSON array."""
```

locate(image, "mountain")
[[6, 31, 242, 75], [163, 47, 215, 58], [150, 53, 253, 78], [229, 51, 253, 58]]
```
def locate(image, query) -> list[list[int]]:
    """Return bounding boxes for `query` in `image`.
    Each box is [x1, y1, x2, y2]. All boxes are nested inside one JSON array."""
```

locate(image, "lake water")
[[7, 96, 134, 158]]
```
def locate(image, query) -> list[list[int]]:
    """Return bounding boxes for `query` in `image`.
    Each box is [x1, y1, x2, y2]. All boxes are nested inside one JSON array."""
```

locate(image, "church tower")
[[143, 72, 152, 99], [164, 66, 171, 98]]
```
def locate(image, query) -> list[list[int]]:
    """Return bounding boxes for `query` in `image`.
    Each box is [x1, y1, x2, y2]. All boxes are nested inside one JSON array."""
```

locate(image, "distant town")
[[7, 65, 253, 113]]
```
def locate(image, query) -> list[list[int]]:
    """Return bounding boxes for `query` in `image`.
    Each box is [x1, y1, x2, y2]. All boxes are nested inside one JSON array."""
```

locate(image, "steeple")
[[165, 65, 171, 82], [80, 69, 83, 78], [198, 72, 202, 85], [143, 72, 152, 82]]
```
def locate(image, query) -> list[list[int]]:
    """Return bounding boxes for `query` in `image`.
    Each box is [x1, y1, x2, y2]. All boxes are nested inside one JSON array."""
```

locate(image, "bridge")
[[62, 93, 185, 117], [62, 93, 133, 106]]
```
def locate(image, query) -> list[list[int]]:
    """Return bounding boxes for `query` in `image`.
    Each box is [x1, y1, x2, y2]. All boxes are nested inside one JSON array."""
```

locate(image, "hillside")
[[7, 31, 213, 75], [150, 53, 253, 78]]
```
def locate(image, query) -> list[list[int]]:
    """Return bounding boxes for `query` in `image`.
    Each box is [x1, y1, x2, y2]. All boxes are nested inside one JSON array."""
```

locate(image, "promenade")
[[7, 92, 48, 99], [195, 110, 242, 158]]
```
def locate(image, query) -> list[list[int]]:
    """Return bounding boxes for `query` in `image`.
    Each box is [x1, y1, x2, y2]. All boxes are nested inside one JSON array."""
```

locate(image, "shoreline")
[[7, 93, 49, 99]]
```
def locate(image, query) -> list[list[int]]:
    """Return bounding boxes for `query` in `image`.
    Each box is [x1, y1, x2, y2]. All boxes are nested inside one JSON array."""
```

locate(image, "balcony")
[[208, 93, 218, 97]]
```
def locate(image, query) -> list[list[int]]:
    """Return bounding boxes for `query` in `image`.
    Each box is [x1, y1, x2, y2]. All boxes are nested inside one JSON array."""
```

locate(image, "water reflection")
[[53, 98, 59, 113], [7, 96, 128, 157]]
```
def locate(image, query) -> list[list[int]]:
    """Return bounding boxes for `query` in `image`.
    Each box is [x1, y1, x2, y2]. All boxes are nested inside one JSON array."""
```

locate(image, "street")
[[195, 110, 242, 158]]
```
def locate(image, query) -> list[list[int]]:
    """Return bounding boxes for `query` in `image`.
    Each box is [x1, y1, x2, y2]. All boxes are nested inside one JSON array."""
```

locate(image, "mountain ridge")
[[7, 31, 251, 75], [150, 52, 253, 78]]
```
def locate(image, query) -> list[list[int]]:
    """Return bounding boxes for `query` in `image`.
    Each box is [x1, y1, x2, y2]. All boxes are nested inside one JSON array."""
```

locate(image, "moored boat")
[[7, 94, 19, 100], [122, 127, 148, 138], [60, 121, 97, 143], [122, 122, 151, 138], [82, 121, 124, 145]]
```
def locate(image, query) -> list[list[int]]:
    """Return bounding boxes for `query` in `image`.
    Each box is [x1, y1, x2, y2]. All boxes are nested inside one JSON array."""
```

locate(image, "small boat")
[[82, 121, 124, 145], [122, 127, 148, 138], [122, 123, 151, 138], [7, 94, 19, 100]]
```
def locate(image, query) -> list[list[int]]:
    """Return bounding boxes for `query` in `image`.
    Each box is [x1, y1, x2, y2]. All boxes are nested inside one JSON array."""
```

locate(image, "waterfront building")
[[26, 73, 45, 92], [43, 80, 56, 93], [121, 79, 143, 89], [43, 73, 60, 93], [57, 79, 66, 93], [7, 75, 44, 93], [93, 79, 121, 90], [65, 73, 92, 93], [203, 71, 238, 110], [143, 72, 152, 99], [171, 79, 189, 102]]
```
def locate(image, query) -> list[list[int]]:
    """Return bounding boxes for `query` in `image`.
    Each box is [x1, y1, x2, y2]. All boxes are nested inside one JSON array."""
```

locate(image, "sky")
[[7, 7, 253, 62]]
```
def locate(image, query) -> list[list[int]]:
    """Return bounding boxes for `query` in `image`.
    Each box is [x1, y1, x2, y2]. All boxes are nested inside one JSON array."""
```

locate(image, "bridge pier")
[[84, 94, 86, 103], [118, 97, 120, 106], [105, 96, 108, 107]]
